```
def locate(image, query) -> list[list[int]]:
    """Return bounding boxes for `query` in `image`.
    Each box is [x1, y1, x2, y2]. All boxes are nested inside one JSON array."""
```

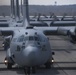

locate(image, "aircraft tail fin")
[[23, 0, 30, 28]]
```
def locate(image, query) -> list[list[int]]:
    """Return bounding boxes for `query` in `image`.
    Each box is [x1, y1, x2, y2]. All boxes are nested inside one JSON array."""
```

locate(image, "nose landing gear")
[[24, 67, 36, 75]]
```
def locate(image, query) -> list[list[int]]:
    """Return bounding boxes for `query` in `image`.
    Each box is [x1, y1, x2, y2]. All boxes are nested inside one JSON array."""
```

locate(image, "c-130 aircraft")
[[0, 0, 76, 74]]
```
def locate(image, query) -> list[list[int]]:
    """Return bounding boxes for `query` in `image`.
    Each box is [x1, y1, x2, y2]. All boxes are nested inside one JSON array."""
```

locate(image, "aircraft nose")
[[22, 46, 39, 66]]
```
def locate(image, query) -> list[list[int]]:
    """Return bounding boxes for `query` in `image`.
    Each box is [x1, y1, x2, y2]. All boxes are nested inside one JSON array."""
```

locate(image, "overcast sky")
[[0, 0, 76, 5]]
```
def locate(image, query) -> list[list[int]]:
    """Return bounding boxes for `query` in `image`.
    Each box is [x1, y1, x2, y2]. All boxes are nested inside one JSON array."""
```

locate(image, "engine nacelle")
[[67, 29, 76, 44], [57, 27, 76, 44]]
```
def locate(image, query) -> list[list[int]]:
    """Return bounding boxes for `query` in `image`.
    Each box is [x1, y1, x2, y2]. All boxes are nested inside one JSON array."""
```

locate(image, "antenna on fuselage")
[[23, 0, 30, 28]]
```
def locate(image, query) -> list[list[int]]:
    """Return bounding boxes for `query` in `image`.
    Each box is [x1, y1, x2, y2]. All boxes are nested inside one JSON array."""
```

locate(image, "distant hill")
[[0, 5, 76, 16]]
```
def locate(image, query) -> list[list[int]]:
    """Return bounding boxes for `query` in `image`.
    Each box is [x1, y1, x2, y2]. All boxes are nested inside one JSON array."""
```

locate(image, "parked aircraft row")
[[0, 14, 76, 26], [30, 14, 76, 27], [0, 16, 76, 27], [0, 1, 76, 28]]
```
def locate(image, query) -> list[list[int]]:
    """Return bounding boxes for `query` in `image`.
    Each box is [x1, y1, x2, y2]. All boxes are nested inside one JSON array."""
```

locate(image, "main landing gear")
[[45, 57, 54, 69], [4, 57, 14, 69]]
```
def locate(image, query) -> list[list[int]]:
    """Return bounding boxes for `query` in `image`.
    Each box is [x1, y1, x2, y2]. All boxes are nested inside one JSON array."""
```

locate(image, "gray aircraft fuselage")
[[10, 28, 52, 67]]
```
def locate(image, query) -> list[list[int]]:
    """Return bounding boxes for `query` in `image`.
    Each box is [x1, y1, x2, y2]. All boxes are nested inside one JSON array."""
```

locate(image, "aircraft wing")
[[0, 27, 23, 36], [0, 26, 58, 36], [57, 26, 76, 44], [57, 26, 75, 35], [0, 26, 75, 36], [34, 26, 75, 35], [34, 27, 58, 35]]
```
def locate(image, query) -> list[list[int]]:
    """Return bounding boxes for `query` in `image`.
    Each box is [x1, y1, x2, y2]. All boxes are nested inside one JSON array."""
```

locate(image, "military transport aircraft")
[[0, 0, 76, 74], [0, 0, 57, 74]]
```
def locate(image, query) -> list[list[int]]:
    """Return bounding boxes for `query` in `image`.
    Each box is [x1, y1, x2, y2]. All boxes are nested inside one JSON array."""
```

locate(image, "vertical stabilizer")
[[10, 0, 15, 19], [21, 0, 23, 16], [23, 0, 30, 27], [15, 0, 20, 21]]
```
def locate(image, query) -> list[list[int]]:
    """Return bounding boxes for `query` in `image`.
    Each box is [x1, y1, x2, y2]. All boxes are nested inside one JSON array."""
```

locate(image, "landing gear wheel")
[[4, 57, 12, 69], [45, 62, 51, 69], [32, 67, 36, 74], [27, 67, 30, 74], [24, 67, 30, 75], [7, 63, 12, 69]]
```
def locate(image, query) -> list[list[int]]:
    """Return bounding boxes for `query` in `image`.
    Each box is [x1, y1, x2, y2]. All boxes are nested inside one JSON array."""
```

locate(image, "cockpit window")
[[12, 38, 17, 42], [17, 35, 41, 42], [17, 35, 24, 42], [29, 36, 34, 41], [24, 37, 28, 41], [17, 20, 22, 23], [18, 38, 24, 42], [28, 36, 40, 41], [35, 36, 40, 41]]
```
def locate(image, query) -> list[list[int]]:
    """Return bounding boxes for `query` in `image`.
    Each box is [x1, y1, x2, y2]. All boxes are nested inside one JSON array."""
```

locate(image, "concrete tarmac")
[[0, 35, 76, 75]]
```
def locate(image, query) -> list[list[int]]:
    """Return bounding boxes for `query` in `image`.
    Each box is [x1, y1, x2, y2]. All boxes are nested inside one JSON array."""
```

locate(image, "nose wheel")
[[45, 62, 51, 69], [7, 63, 12, 69], [32, 67, 36, 74], [24, 67, 30, 74], [24, 67, 36, 74]]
